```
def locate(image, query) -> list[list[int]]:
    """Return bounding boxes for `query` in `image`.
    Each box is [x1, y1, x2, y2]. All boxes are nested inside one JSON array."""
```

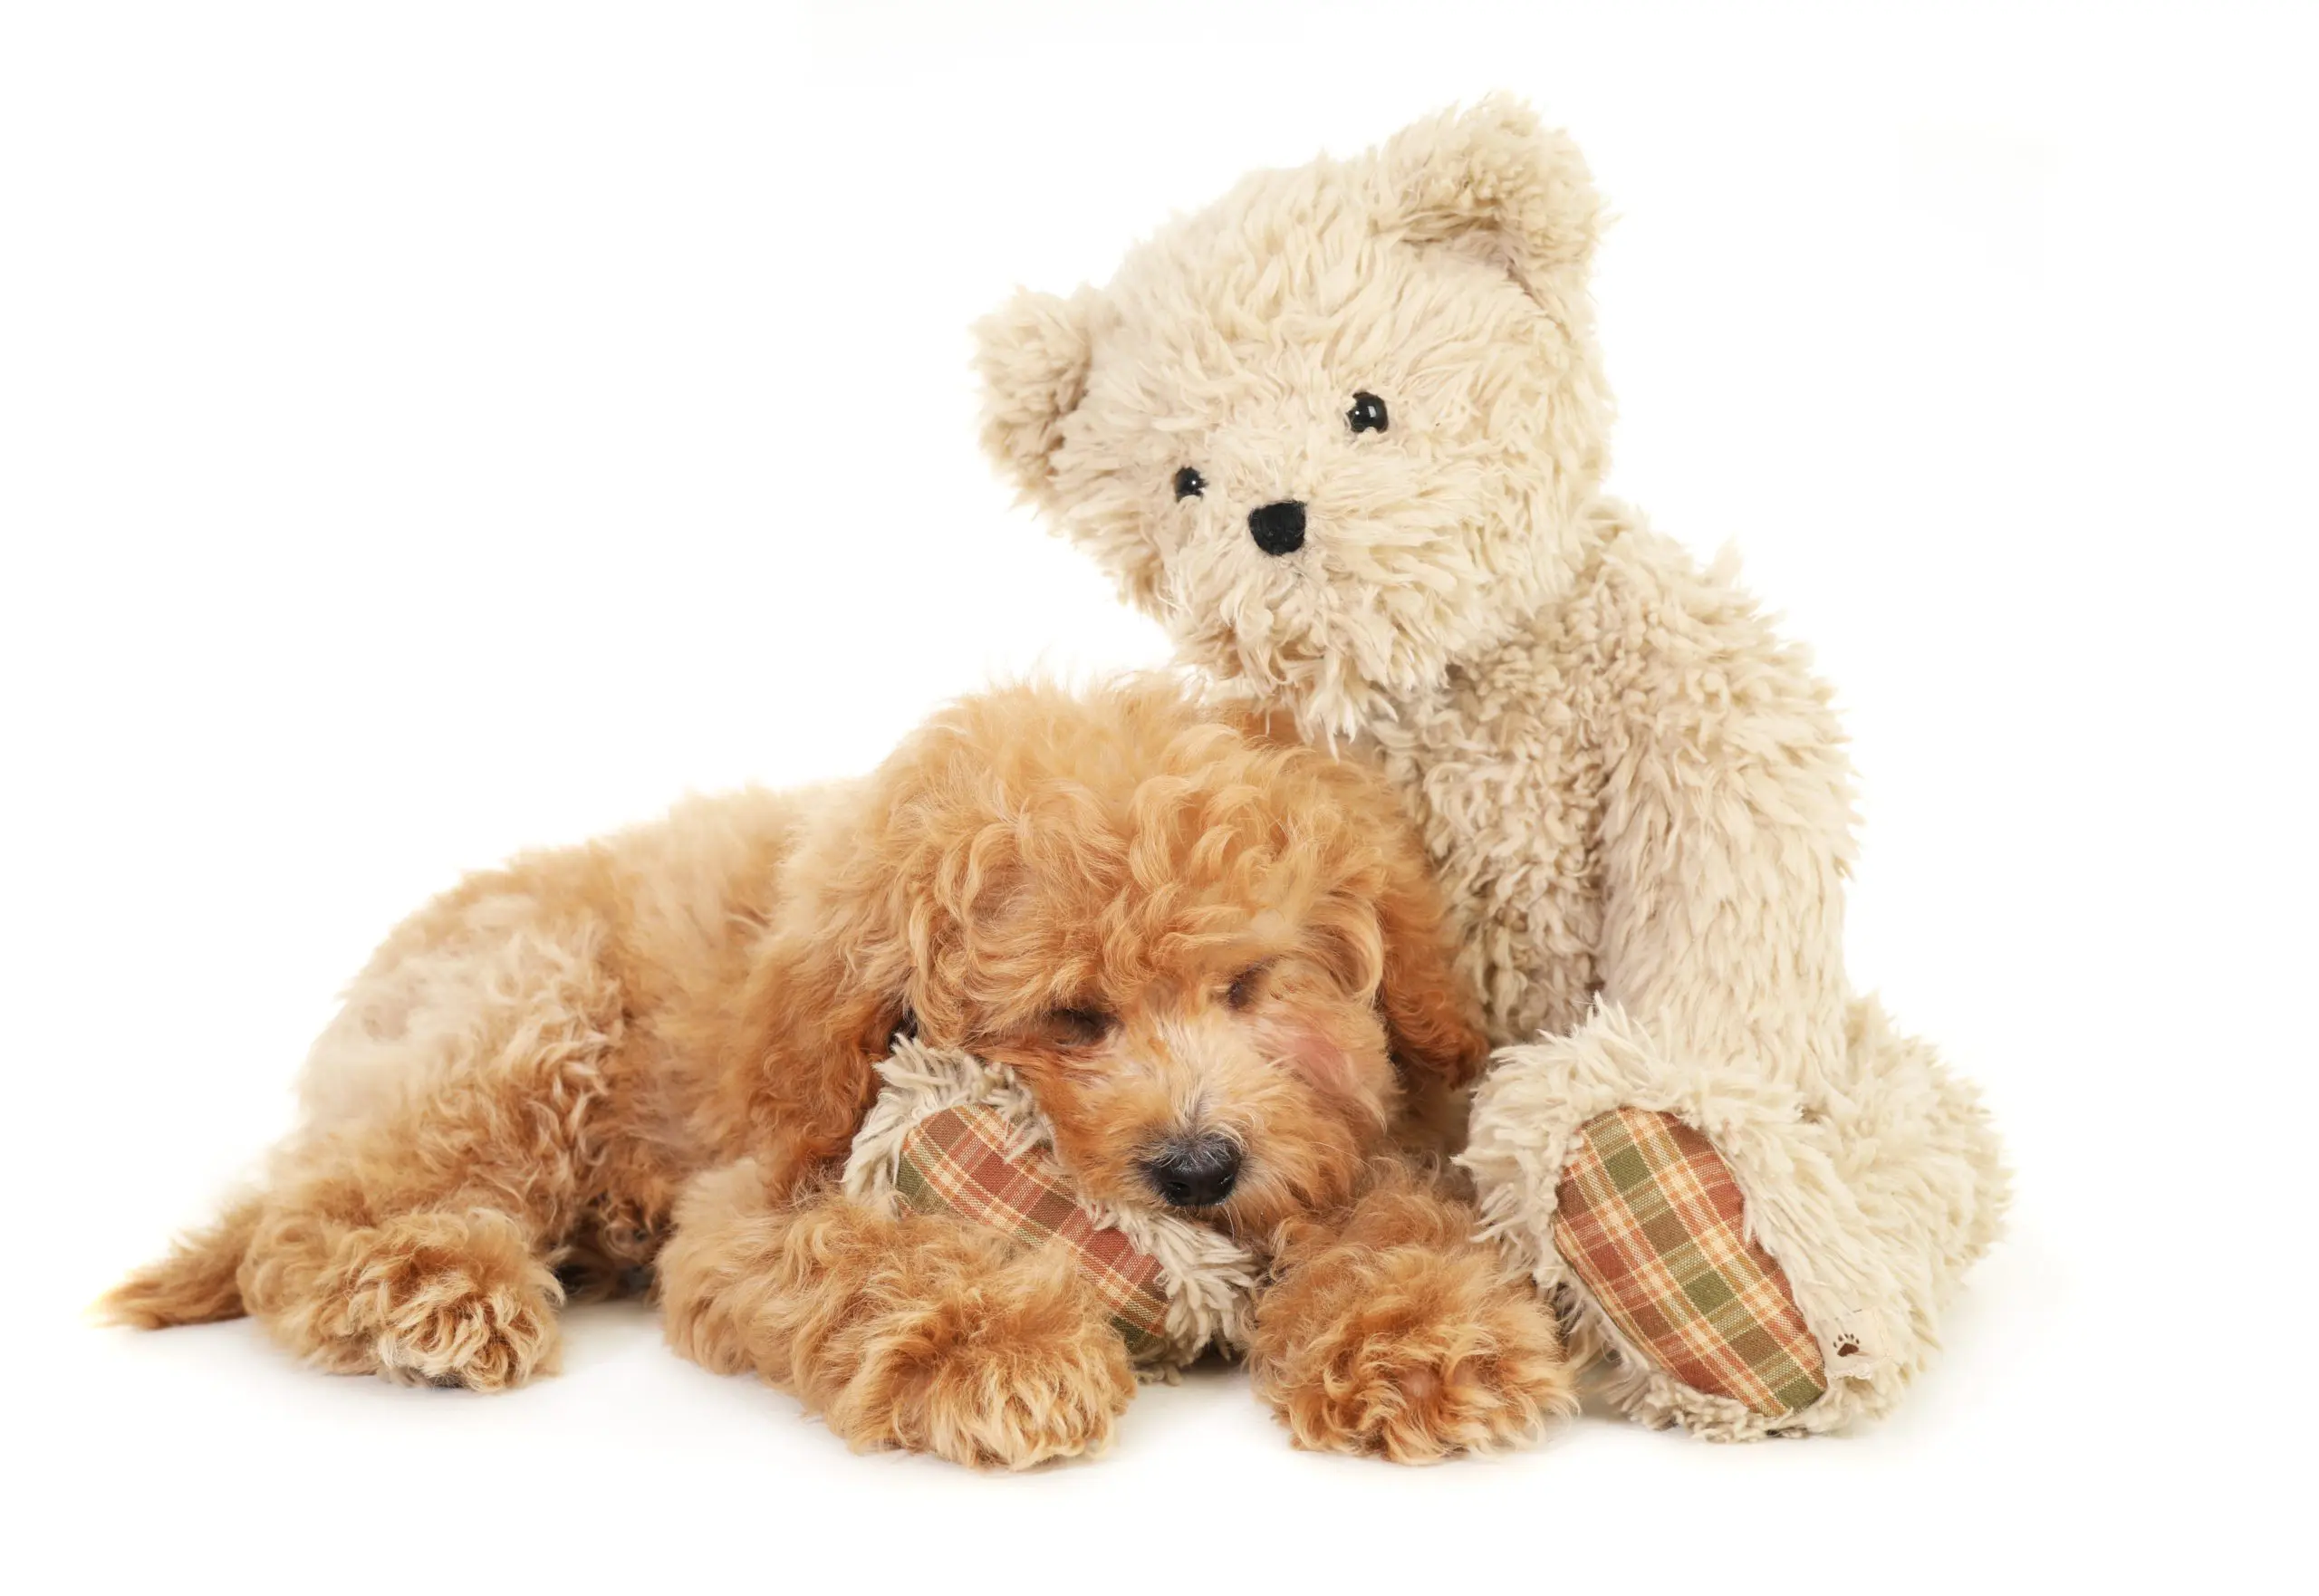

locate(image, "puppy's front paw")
[[835, 1249, 1136, 1470], [1255, 1244, 1573, 1463]]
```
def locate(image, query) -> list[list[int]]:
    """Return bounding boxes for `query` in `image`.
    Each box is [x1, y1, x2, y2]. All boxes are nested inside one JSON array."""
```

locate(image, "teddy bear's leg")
[[1464, 1009, 1845, 1439], [1246, 1160, 1574, 1462], [1487, 524, 2011, 1435], [1814, 996, 2011, 1351], [659, 1159, 1136, 1470], [1465, 1000, 2006, 1439]]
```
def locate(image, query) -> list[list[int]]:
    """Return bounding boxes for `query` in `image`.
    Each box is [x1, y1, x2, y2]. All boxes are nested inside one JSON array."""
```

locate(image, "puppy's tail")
[[98, 1193, 263, 1328]]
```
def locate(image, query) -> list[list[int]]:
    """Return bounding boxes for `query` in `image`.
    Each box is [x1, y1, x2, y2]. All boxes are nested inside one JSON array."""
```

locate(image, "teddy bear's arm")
[[1583, 519, 1858, 1090]]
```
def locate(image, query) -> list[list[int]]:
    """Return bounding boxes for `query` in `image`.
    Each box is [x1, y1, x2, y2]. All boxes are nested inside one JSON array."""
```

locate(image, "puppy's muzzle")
[[1141, 1133, 1242, 1208]]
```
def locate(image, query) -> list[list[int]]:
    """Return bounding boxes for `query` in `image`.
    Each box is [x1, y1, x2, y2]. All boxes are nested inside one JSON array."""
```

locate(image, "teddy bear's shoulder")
[[1544, 500, 1780, 669], [1504, 497, 1845, 764], [1400, 497, 1831, 756]]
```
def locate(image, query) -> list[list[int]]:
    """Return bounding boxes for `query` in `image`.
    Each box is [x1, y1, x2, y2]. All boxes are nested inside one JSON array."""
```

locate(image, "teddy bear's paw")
[[830, 1249, 1137, 1470], [1256, 1243, 1574, 1464]]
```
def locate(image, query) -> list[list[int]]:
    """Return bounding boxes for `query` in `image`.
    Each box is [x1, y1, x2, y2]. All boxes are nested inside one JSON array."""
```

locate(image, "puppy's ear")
[[1371, 95, 1602, 310], [1368, 832, 1492, 1093], [1297, 748, 1492, 1092], [712, 890, 915, 1190], [973, 285, 1102, 506]]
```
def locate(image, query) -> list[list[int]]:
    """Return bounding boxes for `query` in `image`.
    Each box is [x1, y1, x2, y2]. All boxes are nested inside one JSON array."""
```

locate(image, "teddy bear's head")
[[976, 99, 1611, 737]]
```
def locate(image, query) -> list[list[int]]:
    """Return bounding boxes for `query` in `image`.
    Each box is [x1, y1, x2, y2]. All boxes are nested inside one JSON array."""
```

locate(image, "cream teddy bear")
[[974, 98, 2007, 1439]]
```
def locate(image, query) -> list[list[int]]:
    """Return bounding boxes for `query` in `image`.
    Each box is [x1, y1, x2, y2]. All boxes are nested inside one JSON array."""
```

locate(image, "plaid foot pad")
[[1552, 1107, 1828, 1418], [895, 1103, 1173, 1362]]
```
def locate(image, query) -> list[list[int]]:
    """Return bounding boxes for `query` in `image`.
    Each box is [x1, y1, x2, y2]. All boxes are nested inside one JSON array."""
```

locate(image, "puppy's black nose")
[[1246, 500, 1306, 556], [1142, 1135, 1242, 1208]]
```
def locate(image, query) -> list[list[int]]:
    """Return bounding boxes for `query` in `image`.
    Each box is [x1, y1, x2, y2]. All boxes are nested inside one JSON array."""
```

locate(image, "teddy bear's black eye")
[[1173, 466, 1206, 500], [1346, 391, 1389, 434]]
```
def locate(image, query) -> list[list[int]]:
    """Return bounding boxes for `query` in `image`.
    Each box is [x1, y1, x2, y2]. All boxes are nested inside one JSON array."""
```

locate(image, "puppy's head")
[[750, 678, 1487, 1242]]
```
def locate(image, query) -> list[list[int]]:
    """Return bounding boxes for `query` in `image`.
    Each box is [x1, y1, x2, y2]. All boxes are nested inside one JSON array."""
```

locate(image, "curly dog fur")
[[107, 678, 1572, 1466]]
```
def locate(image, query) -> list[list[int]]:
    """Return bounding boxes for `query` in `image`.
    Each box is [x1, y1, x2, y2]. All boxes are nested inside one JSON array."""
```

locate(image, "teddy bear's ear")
[[1372, 96, 1602, 308], [973, 285, 1102, 505]]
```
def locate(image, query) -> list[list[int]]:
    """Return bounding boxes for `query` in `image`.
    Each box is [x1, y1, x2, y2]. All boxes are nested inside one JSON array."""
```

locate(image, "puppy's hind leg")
[[659, 1161, 1135, 1468], [102, 1148, 567, 1390], [233, 913, 625, 1389], [240, 1190, 565, 1389]]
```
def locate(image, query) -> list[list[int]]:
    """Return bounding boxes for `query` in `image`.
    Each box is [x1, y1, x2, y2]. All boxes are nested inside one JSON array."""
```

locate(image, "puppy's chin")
[[1215, 1141, 1372, 1246], [1082, 1171, 1327, 1253]]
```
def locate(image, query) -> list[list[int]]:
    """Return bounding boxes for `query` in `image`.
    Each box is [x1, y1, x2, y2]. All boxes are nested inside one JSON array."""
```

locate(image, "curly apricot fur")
[[661, 1163, 1133, 1468], [1251, 1162, 1576, 1461], [105, 678, 1544, 1461]]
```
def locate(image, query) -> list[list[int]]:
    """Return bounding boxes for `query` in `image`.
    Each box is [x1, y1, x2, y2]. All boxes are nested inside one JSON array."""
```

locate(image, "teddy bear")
[[972, 97, 2008, 1439]]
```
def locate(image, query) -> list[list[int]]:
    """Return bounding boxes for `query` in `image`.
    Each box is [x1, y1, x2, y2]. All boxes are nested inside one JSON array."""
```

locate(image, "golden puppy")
[[106, 678, 1572, 1466]]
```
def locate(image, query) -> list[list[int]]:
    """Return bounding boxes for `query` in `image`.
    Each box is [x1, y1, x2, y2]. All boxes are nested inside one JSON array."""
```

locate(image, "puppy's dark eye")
[[1346, 391, 1389, 434], [1224, 963, 1269, 1011], [1046, 1006, 1116, 1047], [1173, 466, 1206, 500]]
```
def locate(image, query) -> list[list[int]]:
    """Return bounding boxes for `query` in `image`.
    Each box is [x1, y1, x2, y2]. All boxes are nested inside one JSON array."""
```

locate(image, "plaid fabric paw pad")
[[1552, 1107, 1828, 1418], [894, 1103, 1174, 1361]]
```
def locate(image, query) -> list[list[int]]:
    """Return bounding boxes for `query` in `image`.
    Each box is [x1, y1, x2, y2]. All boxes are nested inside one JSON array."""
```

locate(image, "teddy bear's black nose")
[[1247, 500, 1306, 556], [1142, 1134, 1242, 1208]]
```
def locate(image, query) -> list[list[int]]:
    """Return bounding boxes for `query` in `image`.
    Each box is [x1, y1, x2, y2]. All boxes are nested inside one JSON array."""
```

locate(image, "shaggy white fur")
[[974, 97, 2007, 1437]]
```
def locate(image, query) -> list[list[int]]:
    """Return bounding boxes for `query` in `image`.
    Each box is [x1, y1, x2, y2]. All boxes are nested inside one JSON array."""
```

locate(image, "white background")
[[5, 2, 2313, 1589]]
